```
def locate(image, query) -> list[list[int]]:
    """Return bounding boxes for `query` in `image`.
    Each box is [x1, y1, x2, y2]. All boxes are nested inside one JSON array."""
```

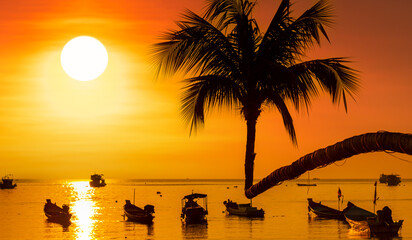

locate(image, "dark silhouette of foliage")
[[152, 0, 360, 193]]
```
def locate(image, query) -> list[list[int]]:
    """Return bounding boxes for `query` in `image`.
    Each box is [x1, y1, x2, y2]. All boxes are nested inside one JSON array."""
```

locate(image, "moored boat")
[[44, 199, 72, 223], [223, 199, 264, 218], [89, 174, 106, 187], [123, 200, 154, 224], [367, 206, 403, 237], [0, 175, 17, 189], [307, 198, 345, 220], [181, 193, 208, 224]]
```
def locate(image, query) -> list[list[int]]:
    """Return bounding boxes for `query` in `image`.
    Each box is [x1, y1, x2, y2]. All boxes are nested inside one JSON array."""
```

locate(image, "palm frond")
[[258, 0, 333, 65], [181, 75, 242, 133], [259, 0, 291, 52], [204, 0, 256, 30], [290, 58, 360, 111], [152, 10, 240, 79]]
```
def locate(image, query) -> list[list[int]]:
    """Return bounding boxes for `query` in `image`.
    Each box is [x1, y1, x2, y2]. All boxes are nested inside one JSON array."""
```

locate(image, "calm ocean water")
[[0, 179, 411, 240]]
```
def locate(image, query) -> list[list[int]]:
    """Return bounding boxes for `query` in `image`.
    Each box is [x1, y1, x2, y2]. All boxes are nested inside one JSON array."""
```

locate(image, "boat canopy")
[[183, 193, 207, 199]]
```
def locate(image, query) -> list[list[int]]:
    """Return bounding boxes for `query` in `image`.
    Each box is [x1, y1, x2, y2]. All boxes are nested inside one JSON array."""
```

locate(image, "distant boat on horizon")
[[379, 174, 401, 186], [90, 174, 106, 187], [297, 172, 317, 187], [0, 174, 17, 189]]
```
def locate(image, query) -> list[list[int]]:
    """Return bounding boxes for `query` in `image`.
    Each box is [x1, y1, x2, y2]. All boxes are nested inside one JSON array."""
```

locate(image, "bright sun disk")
[[61, 36, 108, 81]]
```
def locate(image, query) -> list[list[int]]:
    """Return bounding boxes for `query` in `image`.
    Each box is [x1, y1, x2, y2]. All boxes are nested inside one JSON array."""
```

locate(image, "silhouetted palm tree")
[[152, 0, 360, 191], [245, 131, 412, 198]]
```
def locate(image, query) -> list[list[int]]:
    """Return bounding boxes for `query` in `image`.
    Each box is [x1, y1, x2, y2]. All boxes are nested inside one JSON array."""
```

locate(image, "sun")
[[61, 36, 108, 81]]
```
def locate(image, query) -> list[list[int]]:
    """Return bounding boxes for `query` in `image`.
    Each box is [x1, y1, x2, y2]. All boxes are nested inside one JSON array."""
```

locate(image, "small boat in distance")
[[223, 199, 264, 218], [89, 174, 106, 187], [297, 183, 317, 186], [307, 198, 346, 220], [297, 172, 317, 186], [181, 193, 208, 224], [123, 200, 154, 224], [379, 174, 401, 186], [0, 175, 17, 189], [44, 199, 72, 223]]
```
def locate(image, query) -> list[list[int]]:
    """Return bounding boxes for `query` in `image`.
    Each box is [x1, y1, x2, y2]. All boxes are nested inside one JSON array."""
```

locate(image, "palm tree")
[[152, 0, 360, 192], [245, 131, 412, 198]]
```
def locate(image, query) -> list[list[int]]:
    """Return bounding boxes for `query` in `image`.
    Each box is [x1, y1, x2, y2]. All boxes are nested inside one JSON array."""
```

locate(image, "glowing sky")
[[0, 0, 411, 179]]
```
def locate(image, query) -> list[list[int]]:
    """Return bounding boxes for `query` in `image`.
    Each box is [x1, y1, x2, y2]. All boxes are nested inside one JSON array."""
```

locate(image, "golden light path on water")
[[69, 181, 97, 240]]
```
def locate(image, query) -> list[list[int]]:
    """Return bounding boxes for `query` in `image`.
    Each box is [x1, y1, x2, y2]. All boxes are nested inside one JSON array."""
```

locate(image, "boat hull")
[[226, 206, 264, 218], [45, 212, 72, 222], [0, 184, 17, 189], [307, 198, 344, 220], [124, 211, 154, 224], [89, 181, 106, 187], [368, 219, 403, 237], [182, 207, 207, 224]]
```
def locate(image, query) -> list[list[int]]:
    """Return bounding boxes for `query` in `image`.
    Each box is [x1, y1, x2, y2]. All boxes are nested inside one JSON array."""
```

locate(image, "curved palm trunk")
[[245, 131, 412, 199], [244, 118, 257, 190]]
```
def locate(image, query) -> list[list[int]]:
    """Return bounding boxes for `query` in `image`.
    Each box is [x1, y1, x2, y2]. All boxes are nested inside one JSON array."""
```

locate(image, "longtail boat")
[[44, 199, 72, 223], [307, 198, 346, 220], [223, 199, 264, 218], [123, 200, 154, 224]]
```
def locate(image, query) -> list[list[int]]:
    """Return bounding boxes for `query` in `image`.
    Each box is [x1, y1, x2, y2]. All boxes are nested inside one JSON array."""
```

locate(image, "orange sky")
[[0, 0, 411, 180]]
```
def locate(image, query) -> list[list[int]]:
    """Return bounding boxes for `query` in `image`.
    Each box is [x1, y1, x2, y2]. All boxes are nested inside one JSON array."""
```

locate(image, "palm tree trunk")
[[245, 131, 412, 199], [244, 118, 257, 190]]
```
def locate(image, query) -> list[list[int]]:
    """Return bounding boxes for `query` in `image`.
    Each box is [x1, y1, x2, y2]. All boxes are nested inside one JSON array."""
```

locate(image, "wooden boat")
[[367, 206, 403, 237], [344, 202, 376, 231], [223, 199, 264, 218], [345, 203, 403, 236], [89, 174, 106, 187], [44, 199, 72, 223], [0, 175, 17, 189], [181, 193, 208, 224], [307, 198, 346, 220], [123, 200, 154, 224]]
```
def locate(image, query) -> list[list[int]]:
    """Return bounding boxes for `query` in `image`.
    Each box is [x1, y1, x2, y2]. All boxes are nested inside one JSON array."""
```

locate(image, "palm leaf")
[[181, 75, 242, 133], [152, 10, 239, 79], [290, 58, 360, 111]]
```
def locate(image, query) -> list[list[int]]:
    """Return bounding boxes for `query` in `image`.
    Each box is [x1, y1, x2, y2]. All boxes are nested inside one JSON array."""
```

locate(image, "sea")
[[0, 179, 411, 240]]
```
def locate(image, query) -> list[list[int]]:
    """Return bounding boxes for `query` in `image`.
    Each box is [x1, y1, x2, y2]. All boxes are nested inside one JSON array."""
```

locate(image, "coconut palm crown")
[[152, 0, 360, 192]]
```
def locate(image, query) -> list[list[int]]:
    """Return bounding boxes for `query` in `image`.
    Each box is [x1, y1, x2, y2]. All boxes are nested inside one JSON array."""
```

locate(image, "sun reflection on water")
[[68, 181, 98, 240]]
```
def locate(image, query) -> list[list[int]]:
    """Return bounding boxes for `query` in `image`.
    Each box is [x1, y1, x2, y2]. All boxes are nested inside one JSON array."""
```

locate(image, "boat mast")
[[133, 188, 136, 205]]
